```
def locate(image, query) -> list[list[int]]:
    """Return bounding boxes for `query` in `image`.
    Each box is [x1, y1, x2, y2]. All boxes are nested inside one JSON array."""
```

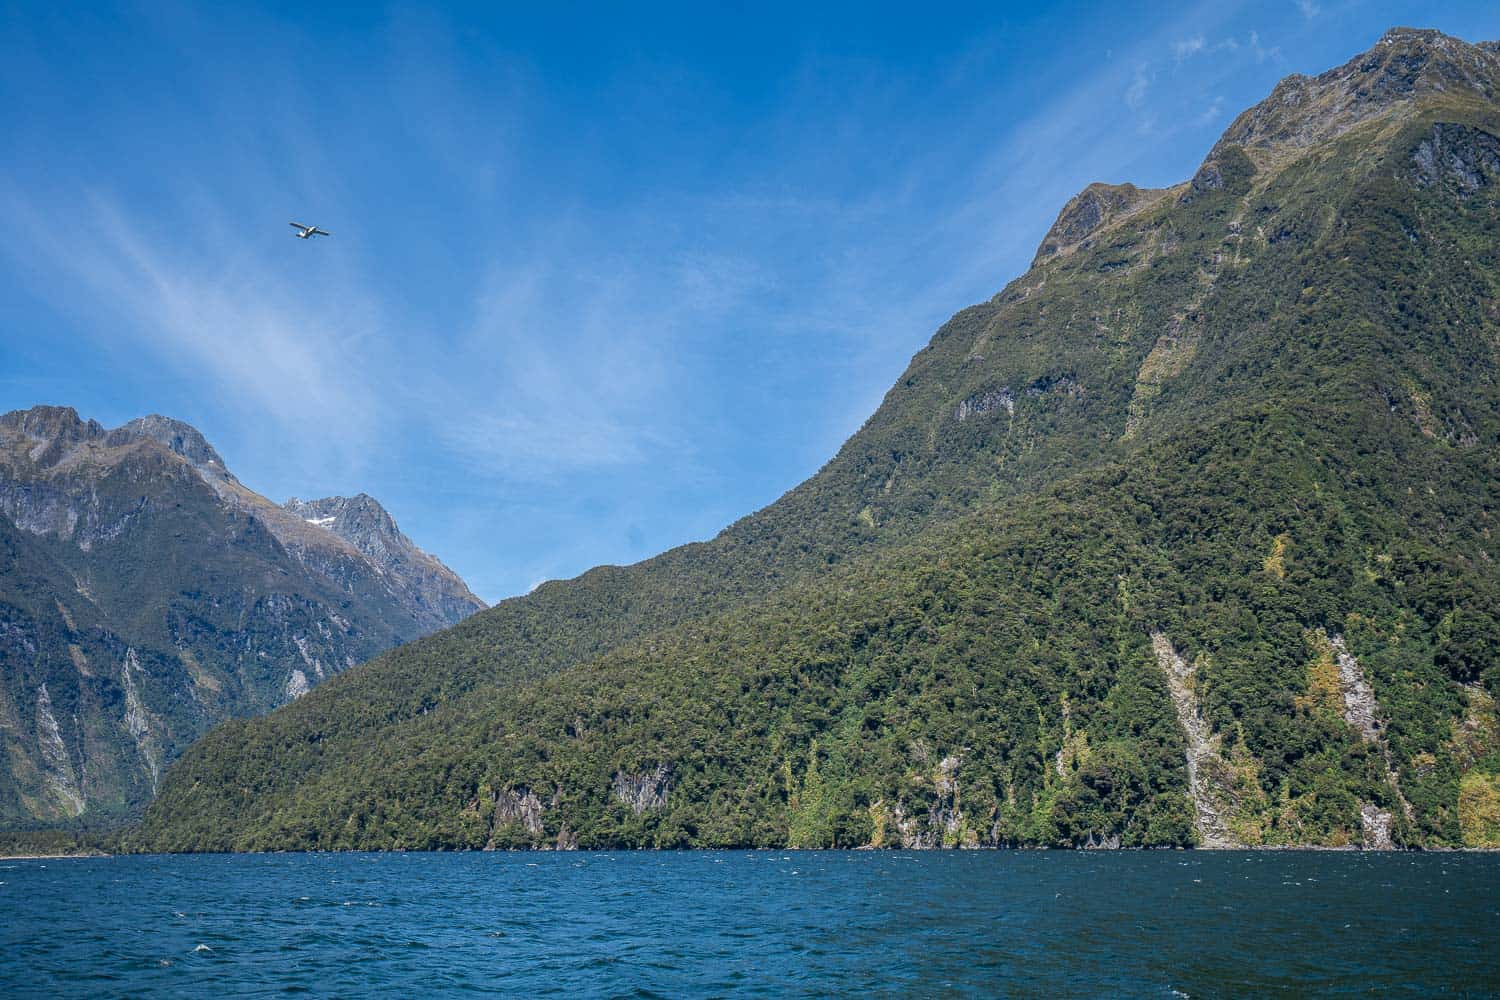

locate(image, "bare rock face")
[[1324, 634, 1415, 833], [1361, 804, 1396, 850], [612, 765, 671, 814], [888, 751, 980, 849], [1152, 632, 1240, 849], [1413, 122, 1500, 193], [0, 405, 111, 471], [1329, 635, 1382, 743], [954, 388, 1014, 423], [493, 787, 546, 836], [1177, 146, 1257, 206], [34, 682, 84, 817]]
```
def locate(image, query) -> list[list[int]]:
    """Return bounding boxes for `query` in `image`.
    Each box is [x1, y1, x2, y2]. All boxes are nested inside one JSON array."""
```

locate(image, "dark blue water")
[[2, 851, 1496, 997]]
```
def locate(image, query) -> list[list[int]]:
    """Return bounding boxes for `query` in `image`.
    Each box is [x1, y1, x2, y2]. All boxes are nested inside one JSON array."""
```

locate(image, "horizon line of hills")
[[4, 25, 1500, 852]]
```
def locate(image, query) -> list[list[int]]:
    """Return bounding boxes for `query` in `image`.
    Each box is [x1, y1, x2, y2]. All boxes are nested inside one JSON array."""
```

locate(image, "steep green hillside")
[[136, 28, 1500, 851], [138, 405, 1500, 851]]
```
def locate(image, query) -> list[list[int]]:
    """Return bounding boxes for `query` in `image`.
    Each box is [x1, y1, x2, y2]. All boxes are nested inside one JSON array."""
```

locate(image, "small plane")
[[289, 222, 331, 239]]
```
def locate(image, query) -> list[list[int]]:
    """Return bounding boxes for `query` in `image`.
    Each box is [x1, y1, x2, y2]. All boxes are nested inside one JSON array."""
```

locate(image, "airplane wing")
[[311, 228, 331, 237], [289, 222, 309, 230]]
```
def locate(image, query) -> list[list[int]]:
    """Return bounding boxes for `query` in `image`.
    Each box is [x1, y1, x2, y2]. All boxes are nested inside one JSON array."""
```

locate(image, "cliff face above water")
[[0, 407, 483, 828], [139, 27, 1500, 852]]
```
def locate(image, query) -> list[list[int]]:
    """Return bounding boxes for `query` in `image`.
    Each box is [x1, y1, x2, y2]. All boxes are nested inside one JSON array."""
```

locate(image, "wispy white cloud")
[[433, 226, 777, 483], [1125, 66, 1151, 110], [1296, 0, 1321, 19], [0, 187, 385, 476], [1173, 36, 1207, 60], [1248, 30, 1281, 63], [1169, 29, 1282, 66], [0, 0, 1324, 600]]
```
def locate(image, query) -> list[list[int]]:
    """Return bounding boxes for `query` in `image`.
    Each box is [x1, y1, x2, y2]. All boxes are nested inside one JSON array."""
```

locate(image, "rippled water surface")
[[2, 851, 1497, 997]]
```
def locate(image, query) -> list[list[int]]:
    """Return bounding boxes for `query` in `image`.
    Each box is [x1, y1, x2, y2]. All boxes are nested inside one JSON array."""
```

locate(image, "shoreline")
[[5, 845, 1498, 859], [0, 851, 110, 860]]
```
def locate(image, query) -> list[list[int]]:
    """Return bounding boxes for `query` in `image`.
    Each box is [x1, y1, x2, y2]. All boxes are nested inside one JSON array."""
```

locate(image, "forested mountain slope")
[[138, 28, 1500, 851]]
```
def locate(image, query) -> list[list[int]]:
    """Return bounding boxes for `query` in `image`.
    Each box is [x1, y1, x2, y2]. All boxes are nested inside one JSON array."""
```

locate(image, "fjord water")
[[3, 852, 1496, 997]]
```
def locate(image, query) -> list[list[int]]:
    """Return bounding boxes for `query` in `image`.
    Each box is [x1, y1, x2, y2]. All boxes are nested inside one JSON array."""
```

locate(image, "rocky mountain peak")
[[285, 494, 404, 548], [1208, 27, 1500, 168], [0, 406, 106, 463], [284, 494, 485, 621], [105, 415, 233, 482], [1030, 28, 1500, 271], [0, 406, 236, 483], [0, 404, 96, 437], [1032, 182, 1170, 267]]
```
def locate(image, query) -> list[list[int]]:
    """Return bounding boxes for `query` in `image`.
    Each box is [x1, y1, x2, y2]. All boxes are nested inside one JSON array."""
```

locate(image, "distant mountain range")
[[123, 27, 1500, 852], [0, 406, 483, 827]]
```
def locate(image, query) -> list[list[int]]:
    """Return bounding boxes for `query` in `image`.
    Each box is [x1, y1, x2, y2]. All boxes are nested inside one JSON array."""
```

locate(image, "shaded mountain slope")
[[137, 27, 1500, 850], [0, 408, 483, 827]]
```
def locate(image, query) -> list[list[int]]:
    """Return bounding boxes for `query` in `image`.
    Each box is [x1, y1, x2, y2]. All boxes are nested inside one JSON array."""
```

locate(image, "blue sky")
[[2, 1, 1498, 603]]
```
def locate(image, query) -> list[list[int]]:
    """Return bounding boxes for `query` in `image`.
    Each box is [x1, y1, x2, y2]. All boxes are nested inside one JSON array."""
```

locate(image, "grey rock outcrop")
[[1329, 634, 1382, 742], [1152, 632, 1239, 848], [954, 389, 1013, 422], [612, 765, 671, 814], [1324, 633, 1414, 834], [1412, 122, 1500, 193], [493, 787, 546, 836], [1360, 804, 1396, 850], [890, 751, 979, 849], [34, 683, 84, 817]]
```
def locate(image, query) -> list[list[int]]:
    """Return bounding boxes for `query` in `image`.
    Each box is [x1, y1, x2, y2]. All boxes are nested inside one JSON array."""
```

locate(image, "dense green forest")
[[133, 28, 1500, 852]]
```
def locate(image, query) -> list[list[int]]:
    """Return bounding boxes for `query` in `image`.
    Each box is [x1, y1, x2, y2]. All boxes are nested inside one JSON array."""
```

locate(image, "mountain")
[[137, 27, 1500, 852], [281, 494, 481, 632], [0, 407, 484, 827]]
